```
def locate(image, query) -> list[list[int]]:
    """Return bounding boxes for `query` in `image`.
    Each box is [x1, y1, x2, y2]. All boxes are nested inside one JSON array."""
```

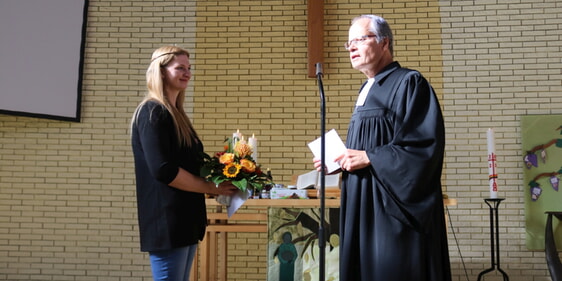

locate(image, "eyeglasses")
[[344, 35, 377, 50]]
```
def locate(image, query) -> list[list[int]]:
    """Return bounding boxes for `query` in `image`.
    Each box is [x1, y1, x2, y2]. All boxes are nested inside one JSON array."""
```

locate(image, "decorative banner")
[[268, 208, 339, 281], [521, 114, 562, 250]]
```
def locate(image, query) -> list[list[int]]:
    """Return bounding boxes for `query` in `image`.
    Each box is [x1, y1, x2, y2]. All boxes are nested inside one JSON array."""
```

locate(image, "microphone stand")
[[315, 62, 326, 281]]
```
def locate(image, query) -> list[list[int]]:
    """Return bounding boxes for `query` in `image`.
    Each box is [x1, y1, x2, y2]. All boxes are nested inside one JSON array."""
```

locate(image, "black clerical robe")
[[340, 62, 451, 281]]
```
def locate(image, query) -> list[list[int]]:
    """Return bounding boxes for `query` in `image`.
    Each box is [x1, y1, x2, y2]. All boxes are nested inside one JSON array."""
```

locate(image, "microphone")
[[315, 60, 326, 281], [316, 62, 323, 76]]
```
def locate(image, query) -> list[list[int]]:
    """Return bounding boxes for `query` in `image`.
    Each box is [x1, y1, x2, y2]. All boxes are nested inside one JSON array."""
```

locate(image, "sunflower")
[[223, 163, 241, 178]]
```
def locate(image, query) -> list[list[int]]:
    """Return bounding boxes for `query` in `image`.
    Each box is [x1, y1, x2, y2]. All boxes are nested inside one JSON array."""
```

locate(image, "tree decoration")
[[530, 184, 542, 201], [523, 139, 562, 169], [523, 125, 562, 202], [527, 168, 562, 201], [524, 153, 538, 169], [550, 175, 560, 191]]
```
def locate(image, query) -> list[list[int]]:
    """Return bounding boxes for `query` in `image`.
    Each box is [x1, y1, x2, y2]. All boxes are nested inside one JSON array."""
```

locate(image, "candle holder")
[[477, 198, 509, 281]]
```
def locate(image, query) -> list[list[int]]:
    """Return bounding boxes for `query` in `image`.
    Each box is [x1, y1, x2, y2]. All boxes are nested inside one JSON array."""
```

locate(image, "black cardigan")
[[131, 101, 206, 252]]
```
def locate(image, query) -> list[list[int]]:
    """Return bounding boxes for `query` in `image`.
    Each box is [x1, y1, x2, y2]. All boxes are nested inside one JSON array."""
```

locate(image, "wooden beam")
[[206, 224, 268, 233], [307, 0, 324, 78]]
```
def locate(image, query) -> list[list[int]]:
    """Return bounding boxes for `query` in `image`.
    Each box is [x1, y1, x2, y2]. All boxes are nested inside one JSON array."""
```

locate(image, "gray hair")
[[351, 15, 394, 56]]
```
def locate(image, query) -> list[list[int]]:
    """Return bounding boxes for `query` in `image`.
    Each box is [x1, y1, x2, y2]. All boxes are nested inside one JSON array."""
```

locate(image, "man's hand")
[[334, 149, 370, 172], [313, 157, 342, 175]]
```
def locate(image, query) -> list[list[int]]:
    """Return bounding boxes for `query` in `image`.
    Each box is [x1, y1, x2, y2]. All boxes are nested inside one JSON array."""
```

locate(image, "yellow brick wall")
[[194, 0, 444, 182], [440, 0, 562, 280], [0, 0, 561, 280]]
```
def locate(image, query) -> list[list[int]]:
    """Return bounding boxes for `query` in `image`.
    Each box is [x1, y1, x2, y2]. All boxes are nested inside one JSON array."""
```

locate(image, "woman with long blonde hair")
[[131, 46, 237, 281]]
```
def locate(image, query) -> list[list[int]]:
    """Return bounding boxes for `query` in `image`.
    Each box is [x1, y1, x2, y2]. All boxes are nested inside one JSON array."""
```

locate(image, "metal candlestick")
[[477, 198, 509, 281]]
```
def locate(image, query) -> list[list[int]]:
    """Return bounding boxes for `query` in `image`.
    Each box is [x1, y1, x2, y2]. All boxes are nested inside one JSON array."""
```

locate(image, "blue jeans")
[[149, 244, 198, 281]]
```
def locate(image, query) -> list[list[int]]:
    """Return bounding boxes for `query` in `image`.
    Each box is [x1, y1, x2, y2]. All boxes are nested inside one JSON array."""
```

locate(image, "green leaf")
[[200, 166, 213, 178], [249, 181, 264, 192], [209, 175, 223, 185], [529, 180, 539, 188], [232, 178, 248, 191]]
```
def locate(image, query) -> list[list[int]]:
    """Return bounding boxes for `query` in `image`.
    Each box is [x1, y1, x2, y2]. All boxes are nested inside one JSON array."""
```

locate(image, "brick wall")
[[440, 0, 562, 280], [0, 0, 561, 280]]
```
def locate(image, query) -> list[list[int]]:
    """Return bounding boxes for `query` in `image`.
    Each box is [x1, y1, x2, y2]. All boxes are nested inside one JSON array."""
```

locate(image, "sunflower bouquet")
[[200, 137, 271, 196]]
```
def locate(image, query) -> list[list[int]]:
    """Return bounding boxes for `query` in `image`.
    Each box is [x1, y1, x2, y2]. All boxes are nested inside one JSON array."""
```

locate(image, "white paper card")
[[307, 129, 347, 173], [227, 189, 250, 218]]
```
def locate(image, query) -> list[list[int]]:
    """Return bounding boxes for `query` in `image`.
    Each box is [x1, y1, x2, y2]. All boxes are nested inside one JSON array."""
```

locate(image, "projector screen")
[[0, 0, 88, 122]]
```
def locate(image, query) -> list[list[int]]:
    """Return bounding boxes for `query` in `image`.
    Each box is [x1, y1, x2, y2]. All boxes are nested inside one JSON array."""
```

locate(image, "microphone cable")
[[446, 205, 470, 281]]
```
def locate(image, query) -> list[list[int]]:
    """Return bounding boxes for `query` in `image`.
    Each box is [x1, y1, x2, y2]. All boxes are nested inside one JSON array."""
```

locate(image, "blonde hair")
[[132, 45, 198, 147]]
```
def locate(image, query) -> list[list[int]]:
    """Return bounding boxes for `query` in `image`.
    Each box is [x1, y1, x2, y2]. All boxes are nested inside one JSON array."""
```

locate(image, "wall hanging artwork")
[[268, 207, 339, 281], [521, 114, 562, 250]]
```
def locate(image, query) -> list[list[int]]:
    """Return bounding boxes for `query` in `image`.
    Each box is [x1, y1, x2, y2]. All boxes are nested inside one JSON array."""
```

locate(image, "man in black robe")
[[317, 15, 452, 281]]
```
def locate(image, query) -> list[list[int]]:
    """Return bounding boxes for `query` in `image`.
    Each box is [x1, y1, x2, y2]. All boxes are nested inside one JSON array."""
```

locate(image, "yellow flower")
[[234, 142, 253, 158], [240, 159, 256, 173], [219, 153, 235, 164], [223, 163, 241, 178]]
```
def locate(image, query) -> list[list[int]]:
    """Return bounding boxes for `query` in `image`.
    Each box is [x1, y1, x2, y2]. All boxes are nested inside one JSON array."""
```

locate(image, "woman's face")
[[162, 54, 191, 93]]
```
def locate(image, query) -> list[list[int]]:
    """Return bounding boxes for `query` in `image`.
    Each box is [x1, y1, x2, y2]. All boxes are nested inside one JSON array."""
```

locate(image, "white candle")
[[487, 128, 498, 198], [249, 133, 258, 163], [232, 129, 242, 150], [233, 129, 242, 140]]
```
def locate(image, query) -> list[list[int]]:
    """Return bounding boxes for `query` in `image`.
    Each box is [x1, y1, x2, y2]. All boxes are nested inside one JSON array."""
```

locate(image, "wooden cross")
[[307, 0, 323, 78]]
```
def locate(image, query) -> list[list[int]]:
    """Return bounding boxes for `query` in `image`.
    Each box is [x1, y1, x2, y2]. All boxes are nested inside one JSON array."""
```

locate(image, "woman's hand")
[[214, 182, 239, 196]]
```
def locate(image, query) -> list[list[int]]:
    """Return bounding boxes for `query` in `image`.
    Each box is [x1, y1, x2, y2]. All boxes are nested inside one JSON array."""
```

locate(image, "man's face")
[[347, 18, 387, 76]]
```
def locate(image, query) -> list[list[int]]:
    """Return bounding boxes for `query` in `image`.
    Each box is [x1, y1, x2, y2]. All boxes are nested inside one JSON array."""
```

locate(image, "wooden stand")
[[192, 199, 340, 281]]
